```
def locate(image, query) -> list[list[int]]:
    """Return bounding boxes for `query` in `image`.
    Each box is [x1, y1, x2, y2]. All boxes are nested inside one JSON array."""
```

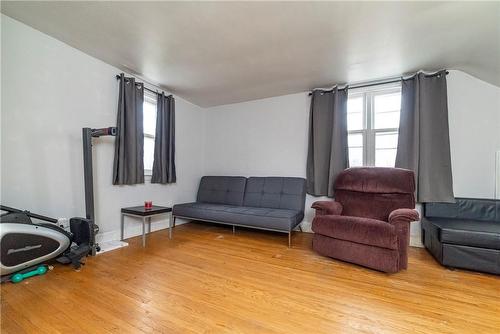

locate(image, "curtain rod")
[[115, 74, 172, 98], [308, 70, 449, 96]]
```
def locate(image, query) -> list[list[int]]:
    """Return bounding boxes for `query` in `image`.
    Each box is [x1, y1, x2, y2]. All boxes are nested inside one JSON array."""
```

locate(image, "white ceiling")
[[2, 1, 499, 107]]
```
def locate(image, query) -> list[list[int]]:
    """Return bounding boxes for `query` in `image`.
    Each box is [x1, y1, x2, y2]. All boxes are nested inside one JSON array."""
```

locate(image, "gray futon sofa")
[[172, 176, 306, 246]]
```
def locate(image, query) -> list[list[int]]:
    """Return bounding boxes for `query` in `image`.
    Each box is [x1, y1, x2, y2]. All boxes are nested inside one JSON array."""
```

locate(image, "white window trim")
[[348, 82, 401, 167]]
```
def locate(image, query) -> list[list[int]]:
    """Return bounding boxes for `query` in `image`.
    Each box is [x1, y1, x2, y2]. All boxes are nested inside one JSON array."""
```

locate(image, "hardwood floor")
[[1, 222, 499, 334]]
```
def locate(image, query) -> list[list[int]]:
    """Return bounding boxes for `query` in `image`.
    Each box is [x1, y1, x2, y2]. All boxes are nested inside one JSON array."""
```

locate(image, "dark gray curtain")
[[151, 93, 176, 184], [395, 70, 454, 202], [113, 74, 145, 185], [306, 88, 349, 197]]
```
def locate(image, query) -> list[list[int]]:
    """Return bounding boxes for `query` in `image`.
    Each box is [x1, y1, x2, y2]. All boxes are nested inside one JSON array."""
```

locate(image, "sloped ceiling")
[[2, 1, 499, 107]]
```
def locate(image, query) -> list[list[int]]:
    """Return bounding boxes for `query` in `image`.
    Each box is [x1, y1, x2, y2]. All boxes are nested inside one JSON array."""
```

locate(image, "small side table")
[[121, 205, 173, 247]]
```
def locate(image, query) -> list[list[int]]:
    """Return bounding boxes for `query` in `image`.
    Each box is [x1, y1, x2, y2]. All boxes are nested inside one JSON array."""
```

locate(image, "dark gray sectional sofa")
[[422, 198, 500, 275], [172, 176, 306, 246]]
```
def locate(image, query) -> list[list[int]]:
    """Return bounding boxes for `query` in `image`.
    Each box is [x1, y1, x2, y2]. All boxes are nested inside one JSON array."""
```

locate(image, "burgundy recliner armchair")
[[311, 167, 419, 273]]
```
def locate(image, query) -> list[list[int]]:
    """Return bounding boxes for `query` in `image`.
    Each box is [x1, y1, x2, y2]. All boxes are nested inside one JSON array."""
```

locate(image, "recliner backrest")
[[334, 167, 416, 221], [197, 176, 247, 206], [243, 177, 306, 212]]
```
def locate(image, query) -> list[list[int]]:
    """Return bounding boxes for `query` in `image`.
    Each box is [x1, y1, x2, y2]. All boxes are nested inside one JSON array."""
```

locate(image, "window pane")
[[144, 137, 155, 172], [375, 132, 398, 167], [347, 96, 363, 130], [143, 101, 157, 136], [375, 148, 397, 167], [375, 111, 400, 129], [347, 112, 363, 131], [349, 147, 363, 167], [348, 96, 363, 113], [348, 133, 363, 167], [376, 132, 398, 149], [374, 92, 401, 129], [348, 133, 363, 147], [374, 92, 401, 113]]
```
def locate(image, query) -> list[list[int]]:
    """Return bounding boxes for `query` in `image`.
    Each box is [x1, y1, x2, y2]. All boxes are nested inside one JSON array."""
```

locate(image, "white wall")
[[447, 70, 500, 199], [204, 70, 500, 246], [1, 15, 205, 242], [203, 92, 323, 231]]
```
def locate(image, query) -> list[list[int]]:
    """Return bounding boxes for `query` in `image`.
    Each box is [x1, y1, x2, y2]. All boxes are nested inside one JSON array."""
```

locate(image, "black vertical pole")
[[82, 127, 116, 256], [82, 127, 98, 255]]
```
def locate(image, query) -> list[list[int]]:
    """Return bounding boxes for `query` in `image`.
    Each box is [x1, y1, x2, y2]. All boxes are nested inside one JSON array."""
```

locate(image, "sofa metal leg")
[[298, 224, 303, 232], [232, 225, 235, 234], [288, 231, 292, 248], [172, 216, 176, 228]]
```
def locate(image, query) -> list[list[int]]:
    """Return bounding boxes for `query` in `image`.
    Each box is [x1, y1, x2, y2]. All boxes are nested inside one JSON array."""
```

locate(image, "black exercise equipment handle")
[[0, 205, 58, 224], [91, 127, 117, 137]]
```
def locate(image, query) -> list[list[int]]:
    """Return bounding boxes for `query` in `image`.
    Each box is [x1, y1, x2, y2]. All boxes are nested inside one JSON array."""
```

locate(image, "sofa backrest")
[[243, 177, 306, 212], [197, 176, 247, 206], [334, 167, 416, 221], [425, 198, 500, 222]]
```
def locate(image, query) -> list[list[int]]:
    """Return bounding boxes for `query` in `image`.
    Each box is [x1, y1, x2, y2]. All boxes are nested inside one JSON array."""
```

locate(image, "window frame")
[[347, 83, 401, 167], [143, 91, 157, 176]]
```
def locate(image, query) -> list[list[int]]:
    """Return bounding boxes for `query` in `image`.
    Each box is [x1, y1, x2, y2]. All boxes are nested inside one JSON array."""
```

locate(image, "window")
[[347, 84, 401, 167], [143, 92, 157, 175]]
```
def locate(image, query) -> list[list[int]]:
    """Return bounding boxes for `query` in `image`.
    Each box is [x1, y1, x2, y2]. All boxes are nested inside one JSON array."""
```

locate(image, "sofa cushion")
[[312, 215, 398, 250], [425, 198, 500, 222], [425, 217, 500, 250], [173, 202, 236, 221], [173, 202, 303, 231], [196, 176, 247, 206], [243, 177, 306, 212]]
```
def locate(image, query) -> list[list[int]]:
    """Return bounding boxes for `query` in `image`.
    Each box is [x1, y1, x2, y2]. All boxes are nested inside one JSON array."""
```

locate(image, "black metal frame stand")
[[82, 127, 117, 255]]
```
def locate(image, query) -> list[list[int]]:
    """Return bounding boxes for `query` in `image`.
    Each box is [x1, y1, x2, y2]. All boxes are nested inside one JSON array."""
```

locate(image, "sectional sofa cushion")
[[196, 176, 247, 206], [172, 202, 303, 230], [423, 218, 500, 250], [425, 198, 500, 222]]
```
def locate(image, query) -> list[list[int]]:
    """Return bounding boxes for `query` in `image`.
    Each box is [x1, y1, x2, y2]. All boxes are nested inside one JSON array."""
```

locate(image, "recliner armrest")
[[311, 201, 343, 216], [388, 208, 420, 224], [387, 208, 419, 271]]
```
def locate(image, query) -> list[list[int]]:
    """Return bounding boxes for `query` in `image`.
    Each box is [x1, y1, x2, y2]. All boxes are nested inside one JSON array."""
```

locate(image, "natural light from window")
[[347, 85, 401, 168], [143, 92, 157, 174]]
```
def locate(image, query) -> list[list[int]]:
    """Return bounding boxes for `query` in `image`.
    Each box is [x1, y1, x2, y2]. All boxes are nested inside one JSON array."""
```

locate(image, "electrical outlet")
[[57, 217, 70, 230]]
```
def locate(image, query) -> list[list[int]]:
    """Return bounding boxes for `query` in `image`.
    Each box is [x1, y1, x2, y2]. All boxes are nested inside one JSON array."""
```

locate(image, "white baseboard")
[[97, 240, 129, 254], [410, 235, 424, 248], [98, 217, 425, 249], [96, 217, 188, 244], [298, 220, 313, 233]]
